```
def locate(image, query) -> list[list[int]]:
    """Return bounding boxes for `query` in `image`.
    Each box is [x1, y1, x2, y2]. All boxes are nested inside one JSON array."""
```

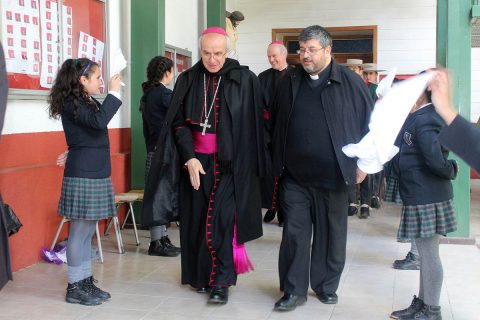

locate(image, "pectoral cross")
[[200, 120, 211, 135]]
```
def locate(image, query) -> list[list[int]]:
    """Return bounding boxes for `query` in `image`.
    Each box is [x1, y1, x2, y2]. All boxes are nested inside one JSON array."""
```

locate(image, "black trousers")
[[278, 177, 348, 296], [348, 175, 371, 205]]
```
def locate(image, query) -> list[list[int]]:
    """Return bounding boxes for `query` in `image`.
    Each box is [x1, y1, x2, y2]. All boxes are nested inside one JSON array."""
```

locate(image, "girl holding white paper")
[[49, 58, 122, 306]]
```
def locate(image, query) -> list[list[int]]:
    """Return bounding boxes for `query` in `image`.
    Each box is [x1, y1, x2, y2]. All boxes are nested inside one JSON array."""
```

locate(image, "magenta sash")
[[192, 131, 217, 154]]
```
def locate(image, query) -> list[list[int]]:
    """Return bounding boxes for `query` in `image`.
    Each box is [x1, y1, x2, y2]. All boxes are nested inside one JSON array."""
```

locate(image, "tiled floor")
[[1, 182, 480, 320]]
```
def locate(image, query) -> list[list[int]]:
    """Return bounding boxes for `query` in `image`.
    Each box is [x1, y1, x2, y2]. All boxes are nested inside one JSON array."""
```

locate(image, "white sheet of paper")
[[40, 0, 60, 88], [342, 72, 433, 174], [111, 48, 127, 86], [2, 0, 42, 75]]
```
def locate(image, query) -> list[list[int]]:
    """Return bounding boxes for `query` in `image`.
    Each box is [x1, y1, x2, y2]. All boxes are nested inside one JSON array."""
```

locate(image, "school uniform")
[[58, 93, 122, 220], [393, 104, 458, 242]]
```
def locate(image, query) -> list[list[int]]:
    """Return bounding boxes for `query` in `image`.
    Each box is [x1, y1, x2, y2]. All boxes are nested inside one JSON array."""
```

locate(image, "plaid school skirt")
[[397, 199, 457, 242], [58, 176, 116, 220], [384, 177, 402, 204]]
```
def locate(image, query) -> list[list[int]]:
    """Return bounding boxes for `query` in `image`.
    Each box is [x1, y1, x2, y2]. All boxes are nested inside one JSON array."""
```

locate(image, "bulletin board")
[[165, 44, 192, 87], [1, 0, 106, 94]]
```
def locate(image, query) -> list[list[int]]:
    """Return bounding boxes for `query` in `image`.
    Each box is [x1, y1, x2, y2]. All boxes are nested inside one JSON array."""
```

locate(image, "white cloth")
[[376, 67, 397, 98], [342, 72, 433, 174]]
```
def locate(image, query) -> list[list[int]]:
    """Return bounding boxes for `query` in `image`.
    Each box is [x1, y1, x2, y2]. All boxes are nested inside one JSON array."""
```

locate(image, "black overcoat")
[[142, 59, 265, 244]]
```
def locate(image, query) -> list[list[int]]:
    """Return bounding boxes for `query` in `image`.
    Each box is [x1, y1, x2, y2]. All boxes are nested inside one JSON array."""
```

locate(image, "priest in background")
[[258, 41, 293, 226]]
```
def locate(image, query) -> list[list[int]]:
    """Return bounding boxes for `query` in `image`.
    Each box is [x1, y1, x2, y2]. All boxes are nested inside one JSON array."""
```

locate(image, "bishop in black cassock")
[[142, 27, 265, 304]]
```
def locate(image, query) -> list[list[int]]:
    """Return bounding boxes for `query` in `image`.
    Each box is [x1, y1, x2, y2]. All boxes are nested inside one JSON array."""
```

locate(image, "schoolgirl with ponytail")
[[139, 56, 180, 256], [48, 58, 122, 306]]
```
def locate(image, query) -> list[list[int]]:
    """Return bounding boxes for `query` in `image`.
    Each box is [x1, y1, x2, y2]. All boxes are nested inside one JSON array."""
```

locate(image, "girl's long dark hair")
[[139, 56, 174, 112], [48, 58, 99, 119]]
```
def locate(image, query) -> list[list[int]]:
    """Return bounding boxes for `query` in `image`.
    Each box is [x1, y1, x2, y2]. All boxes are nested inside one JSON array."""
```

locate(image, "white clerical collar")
[[309, 74, 319, 80]]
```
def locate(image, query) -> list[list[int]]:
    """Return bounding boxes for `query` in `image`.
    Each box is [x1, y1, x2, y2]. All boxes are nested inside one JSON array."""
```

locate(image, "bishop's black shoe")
[[274, 293, 307, 311], [208, 286, 229, 304], [263, 209, 276, 223]]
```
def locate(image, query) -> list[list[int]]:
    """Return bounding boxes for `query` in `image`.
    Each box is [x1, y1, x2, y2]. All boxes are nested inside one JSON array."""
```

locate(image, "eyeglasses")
[[201, 51, 227, 60], [297, 47, 324, 55]]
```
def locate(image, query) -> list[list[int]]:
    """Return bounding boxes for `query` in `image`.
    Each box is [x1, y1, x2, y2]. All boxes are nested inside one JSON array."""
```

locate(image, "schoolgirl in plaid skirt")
[[49, 58, 123, 306], [390, 84, 458, 320]]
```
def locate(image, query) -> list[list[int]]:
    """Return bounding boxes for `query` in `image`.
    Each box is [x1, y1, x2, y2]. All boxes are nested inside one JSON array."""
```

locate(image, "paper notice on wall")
[[2, 0, 41, 75], [62, 5, 73, 60], [39, 0, 60, 88], [78, 31, 104, 70]]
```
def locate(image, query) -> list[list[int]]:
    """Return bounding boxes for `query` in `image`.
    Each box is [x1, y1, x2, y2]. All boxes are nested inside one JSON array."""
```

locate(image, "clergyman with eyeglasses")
[[142, 26, 265, 305], [270, 25, 373, 311]]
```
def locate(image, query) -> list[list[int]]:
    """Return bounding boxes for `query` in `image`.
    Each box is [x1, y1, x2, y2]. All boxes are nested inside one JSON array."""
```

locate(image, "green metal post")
[[436, 0, 472, 237], [207, 0, 226, 28], [131, 0, 165, 191]]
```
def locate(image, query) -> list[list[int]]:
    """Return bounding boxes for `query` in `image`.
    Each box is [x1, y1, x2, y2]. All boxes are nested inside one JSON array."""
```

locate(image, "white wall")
[[165, 0, 200, 63], [2, 1, 131, 135], [472, 48, 480, 122], [229, 0, 437, 76]]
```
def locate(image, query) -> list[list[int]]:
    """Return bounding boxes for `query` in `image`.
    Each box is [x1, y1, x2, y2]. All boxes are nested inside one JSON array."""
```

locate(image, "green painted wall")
[[436, 0, 472, 237], [207, 0, 226, 28], [131, 0, 165, 192]]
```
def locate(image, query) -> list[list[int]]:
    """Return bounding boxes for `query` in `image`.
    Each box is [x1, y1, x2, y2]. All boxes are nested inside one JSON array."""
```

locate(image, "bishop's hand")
[[186, 158, 206, 190]]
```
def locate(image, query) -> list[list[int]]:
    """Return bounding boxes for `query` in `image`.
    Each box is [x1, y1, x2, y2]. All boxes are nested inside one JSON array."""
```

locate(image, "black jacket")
[[271, 61, 372, 186], [142, 59, 265, 244], [393, 104, 457, 205], [62, 94, 122, 179], [439, 115, 480, 173], [142, 84, 172, 152]]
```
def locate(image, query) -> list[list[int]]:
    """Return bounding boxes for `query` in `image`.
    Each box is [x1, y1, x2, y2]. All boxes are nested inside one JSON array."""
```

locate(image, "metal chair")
[[50, 214, 124, 263], [105, 193, 140, 246]]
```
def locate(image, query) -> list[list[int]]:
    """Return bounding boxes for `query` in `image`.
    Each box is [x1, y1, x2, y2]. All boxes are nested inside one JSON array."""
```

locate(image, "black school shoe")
[[66, 281, 103, 306], [81, 276, 111, 301], [393, 252, 420, 270], [390, 295, 424, 319], [148, 238, 179, 257], [410, 304, 442, 320], [162, 235, 181, 253]]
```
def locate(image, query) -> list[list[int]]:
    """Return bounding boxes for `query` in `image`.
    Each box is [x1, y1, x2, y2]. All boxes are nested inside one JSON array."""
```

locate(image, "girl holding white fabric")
[[390, 85, 457, 320]]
